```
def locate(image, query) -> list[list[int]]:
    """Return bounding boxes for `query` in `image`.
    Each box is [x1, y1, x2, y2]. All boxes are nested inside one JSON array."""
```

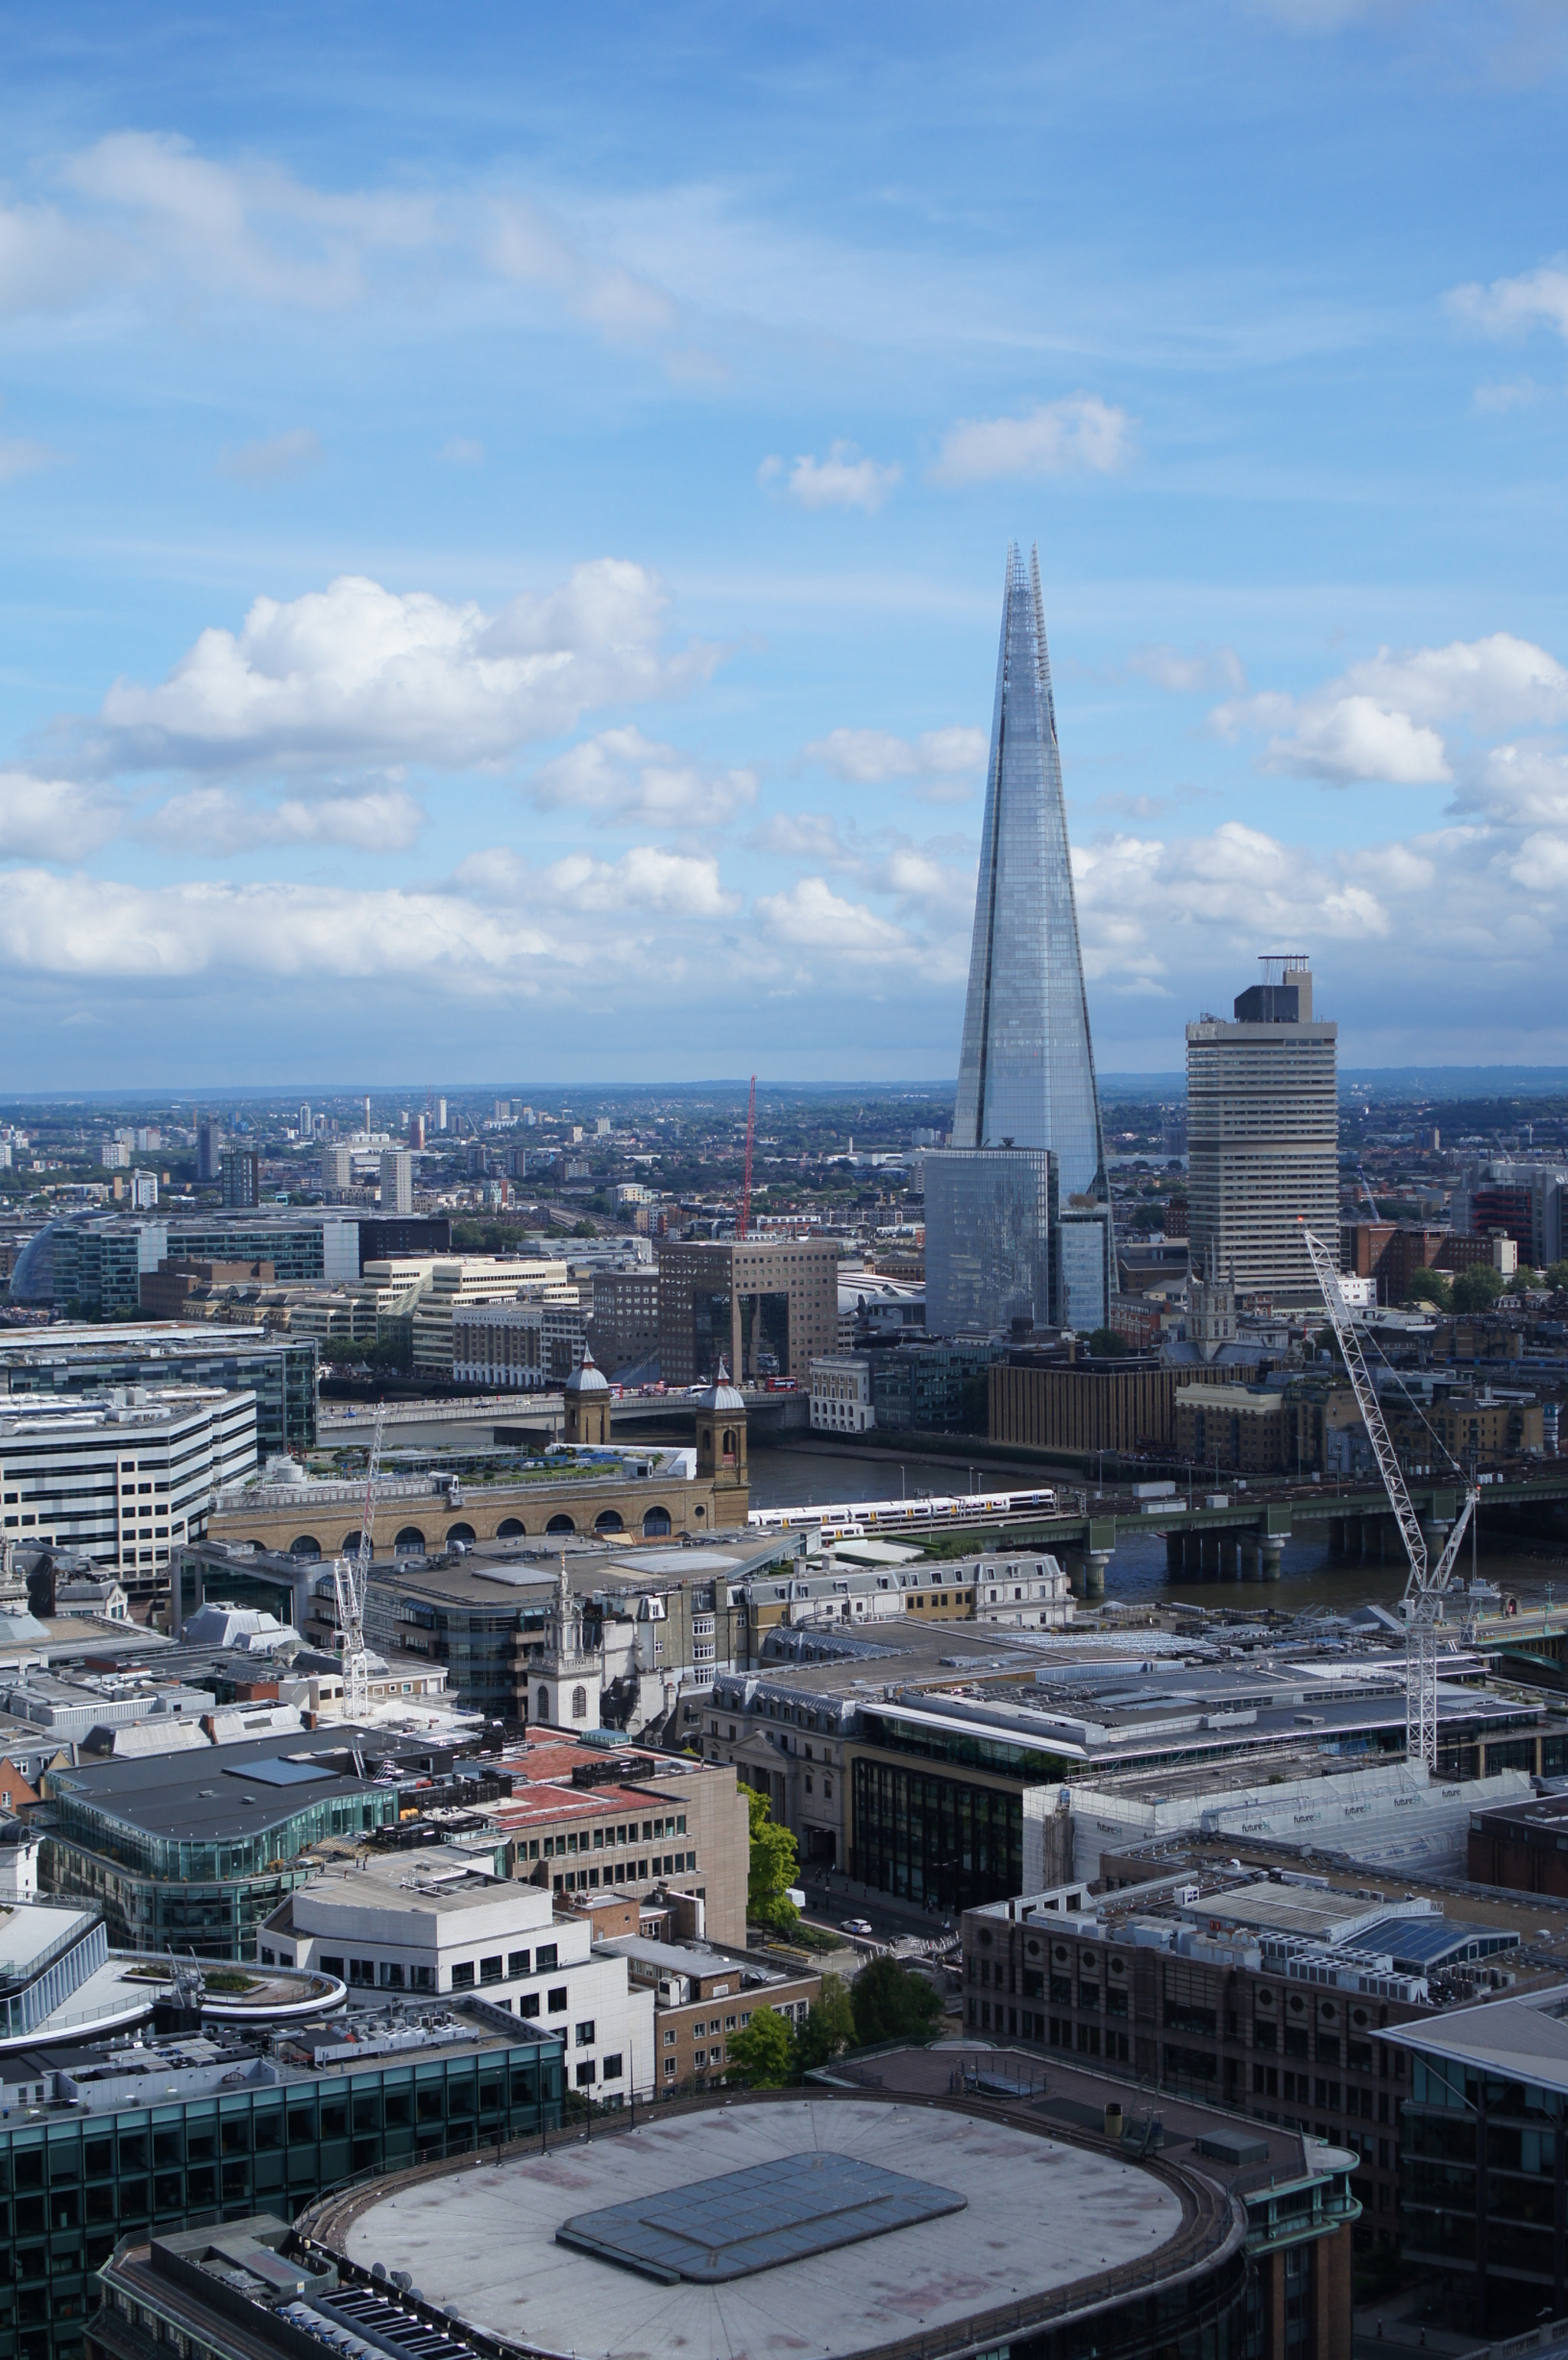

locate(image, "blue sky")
[[2, 0, 1567, 1088]]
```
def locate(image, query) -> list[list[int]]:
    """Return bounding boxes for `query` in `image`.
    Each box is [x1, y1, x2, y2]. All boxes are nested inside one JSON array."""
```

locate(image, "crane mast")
[[1299, 1223, 1475, 1770], [332, 1400, 386, 1723]]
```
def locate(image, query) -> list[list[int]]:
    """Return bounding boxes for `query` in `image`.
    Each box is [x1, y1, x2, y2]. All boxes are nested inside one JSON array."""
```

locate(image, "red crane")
[[739, 1074, 756, 1240]]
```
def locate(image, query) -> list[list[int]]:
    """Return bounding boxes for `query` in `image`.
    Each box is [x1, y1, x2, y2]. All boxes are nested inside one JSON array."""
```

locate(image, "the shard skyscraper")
[[926, 543, 1114, 1339]]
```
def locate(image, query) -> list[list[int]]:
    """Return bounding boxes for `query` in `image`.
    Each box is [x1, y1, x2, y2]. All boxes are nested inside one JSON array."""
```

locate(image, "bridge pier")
[[1259, 1537, 1284, 1580], [1166, 1531, 1185, 1580], [1083, 1548, 1110, 1601], [1240, 1535, 1261, 1581], [1329, 1516, 1346, 1558]]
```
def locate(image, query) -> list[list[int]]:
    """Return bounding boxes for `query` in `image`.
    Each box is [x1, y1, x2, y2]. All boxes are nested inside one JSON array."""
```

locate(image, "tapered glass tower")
[[953, 542, 1108, 1192], [927, 543, 1112, 1338]]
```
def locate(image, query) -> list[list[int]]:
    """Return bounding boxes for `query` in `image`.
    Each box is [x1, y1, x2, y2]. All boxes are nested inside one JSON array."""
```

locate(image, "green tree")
[[1546, 1260, 1568, 1294], [1452, 1263, 1506, 1314], [1405, 1268, 1452, 1312], [849, 1956, 942, 2047], [790, 1974, 857, 2075], [745, 1786, 799, 1933], [1083, 1327, 1128, 1357], [725, 2006, 793, 2088]]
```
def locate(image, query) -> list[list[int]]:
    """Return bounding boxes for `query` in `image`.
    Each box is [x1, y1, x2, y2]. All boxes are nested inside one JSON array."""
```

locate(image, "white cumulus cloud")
[[929, 394, 1134, 487], [754, 874, 917, 962], [527, 727, 756, 829], [1213, 631, 1568, 785], [142, 785, 424, 855], [1448, 260, 1568, 343], [805, 724, 987, 786], [456, 842, 737, 919], [0, 771, 122, 858], [757, 442, 902, 512], [93, 561, 715, 772]]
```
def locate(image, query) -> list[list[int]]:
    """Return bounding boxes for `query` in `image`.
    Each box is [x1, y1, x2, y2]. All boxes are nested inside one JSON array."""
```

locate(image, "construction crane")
[[738, 1074, 756, 1241], [331, 1400, 385, 1723], [1356, 1164, 1383, 1221], [1300, 1222, 1476, 1771]]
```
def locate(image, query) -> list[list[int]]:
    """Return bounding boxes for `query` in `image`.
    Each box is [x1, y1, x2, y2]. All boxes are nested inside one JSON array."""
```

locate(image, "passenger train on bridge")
[[747, 1487, 1058, 1541]]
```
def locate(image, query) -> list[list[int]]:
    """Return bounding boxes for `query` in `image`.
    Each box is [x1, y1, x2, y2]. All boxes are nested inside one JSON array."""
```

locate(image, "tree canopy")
[[1452, 1263, 1506, 1314], [745, 1786, 800, 1933], [849, 1956, 942, 2047], [725, 2006, 792, 2088], [791, 1974, 857, 2074], [1405, 1267, 1451, 1311]]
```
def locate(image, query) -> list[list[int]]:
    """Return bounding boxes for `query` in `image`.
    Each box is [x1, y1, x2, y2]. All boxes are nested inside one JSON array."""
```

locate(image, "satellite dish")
[[371, 2265, 387, 2281]]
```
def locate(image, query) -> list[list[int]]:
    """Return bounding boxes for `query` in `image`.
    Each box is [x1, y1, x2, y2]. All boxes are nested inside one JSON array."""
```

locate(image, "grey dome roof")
[[564, 1345, 610, 1395], [699, 1357, 746, 1413]]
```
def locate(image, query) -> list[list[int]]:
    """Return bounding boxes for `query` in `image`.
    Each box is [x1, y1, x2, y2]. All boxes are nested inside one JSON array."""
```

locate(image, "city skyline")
[[2, 5, 1566, 1086]]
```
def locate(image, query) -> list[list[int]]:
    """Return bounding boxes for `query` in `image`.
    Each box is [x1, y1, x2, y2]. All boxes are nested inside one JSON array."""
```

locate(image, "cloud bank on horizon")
[[1, 2, 1566, 1085]]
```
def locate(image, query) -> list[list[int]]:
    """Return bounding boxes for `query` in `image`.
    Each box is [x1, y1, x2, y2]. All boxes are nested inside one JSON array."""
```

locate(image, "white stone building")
[[0, 1385, 256, 1580], [266, 1850, 655, 2102], [809, 1353, 875, 1434], [970, 1551, 1075, 1629]]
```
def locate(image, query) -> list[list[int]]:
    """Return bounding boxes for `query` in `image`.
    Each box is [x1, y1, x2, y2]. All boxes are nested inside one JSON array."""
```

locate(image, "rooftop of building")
[[320, 2092, 1206, 2360], [1377, 1982, 1568, 2084], [43, 1724, 443, 1845], [0, 1997, 558, 2116]]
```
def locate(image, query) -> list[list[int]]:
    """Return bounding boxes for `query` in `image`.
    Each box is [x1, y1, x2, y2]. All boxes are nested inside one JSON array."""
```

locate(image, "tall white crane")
[[1300, 1223, 1476, 1770], [331, 1401, 385, 1723]]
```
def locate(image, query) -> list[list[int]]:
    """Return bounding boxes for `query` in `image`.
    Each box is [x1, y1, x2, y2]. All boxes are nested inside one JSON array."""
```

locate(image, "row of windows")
[[554, 1850, 694, 1891]]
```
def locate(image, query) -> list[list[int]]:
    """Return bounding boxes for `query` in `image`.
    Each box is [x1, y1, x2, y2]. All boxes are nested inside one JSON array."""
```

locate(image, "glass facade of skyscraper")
[[928, 541, 1112, 1339]]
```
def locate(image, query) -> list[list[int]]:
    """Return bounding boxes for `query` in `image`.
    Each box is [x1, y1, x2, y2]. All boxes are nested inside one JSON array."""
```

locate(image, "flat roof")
[[337, 2097, 1187, 2360], [1378, 1986, 1568, 2088], [46, 1726, 424, 1843]]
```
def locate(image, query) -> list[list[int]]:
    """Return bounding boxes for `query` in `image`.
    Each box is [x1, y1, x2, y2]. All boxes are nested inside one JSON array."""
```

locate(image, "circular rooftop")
[[332, 2096, 1189, 2360]]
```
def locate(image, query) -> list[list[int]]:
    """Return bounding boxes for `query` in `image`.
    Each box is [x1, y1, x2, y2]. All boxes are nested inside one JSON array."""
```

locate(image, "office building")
[[378, 1150, 413, 1216], [0, 1325, 317, 1456], [809, 1352, 875, 1433], [1186, 956, 1338, 1304], [263, 1848, 653, 2099], [0, 1385, 256, 1600], [24, 2009, 563, 2360], [926, 543, 1112, 1339], [1383, 1987, 1568, 2335], [195, 1117, 224, 1181], [657, 1237, 837, 1384], [587, 1265, 659, 1374], [40, 1724, 443, 1956], [962, 1856, 1542, 2264], [220, 1149, 260, 1210]]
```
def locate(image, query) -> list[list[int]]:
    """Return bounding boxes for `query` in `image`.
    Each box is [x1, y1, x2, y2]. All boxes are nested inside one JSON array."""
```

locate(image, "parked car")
[[843, 1917, 874, 1937]]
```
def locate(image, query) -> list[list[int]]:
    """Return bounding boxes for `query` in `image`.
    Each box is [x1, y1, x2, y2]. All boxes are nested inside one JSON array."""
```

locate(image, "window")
[[575, 2061, 596, 2087], [663, 2028, 677, 2047], [548, 1986, 568, 2012], [480, 1956, 503, 1986], [602, 2054, 623, 2080], [536, 1943, 558, 1972], [411, 1965, 435, 1992], [572, 1685, 587, 1718], [508, 1950, 531, 1978], [576, 2020, 596, 2047], [320, 1956, 345, 1978], [694, 2050, 706, 2067], [724, 2014, 737, 2030], [519, 1992, 541, 2019], [664, 2058, 677, 2077], [451, 1963, 475, 1991]]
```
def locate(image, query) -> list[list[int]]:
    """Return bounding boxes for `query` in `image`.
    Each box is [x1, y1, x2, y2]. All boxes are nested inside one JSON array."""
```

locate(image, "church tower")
[[563, 1343, 612, 1448], [694, 1358, 749, 1505], [530, 1551, 603, 1733]]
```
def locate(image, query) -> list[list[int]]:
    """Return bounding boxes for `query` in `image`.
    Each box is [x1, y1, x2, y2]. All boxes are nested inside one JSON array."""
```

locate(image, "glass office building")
[[928, 544, 1112, 1339], [0, 2022, 563, 2360]]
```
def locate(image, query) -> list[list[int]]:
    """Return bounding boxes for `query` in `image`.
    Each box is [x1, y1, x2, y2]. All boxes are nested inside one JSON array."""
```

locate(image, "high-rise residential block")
[[926, 541, 1112, 1339], [196, 1116, 224, 1179], [321, 1140, 352, 1190], [379, 1149, 413, 1215], [220, 1147, 260, 1209], [1186, 955, 1338, 1303]]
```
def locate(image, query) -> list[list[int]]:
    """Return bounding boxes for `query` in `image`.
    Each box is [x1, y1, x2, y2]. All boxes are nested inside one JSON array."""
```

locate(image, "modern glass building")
[[927, 543, 1112, 1340], [0, 2015, 563, 2360]]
